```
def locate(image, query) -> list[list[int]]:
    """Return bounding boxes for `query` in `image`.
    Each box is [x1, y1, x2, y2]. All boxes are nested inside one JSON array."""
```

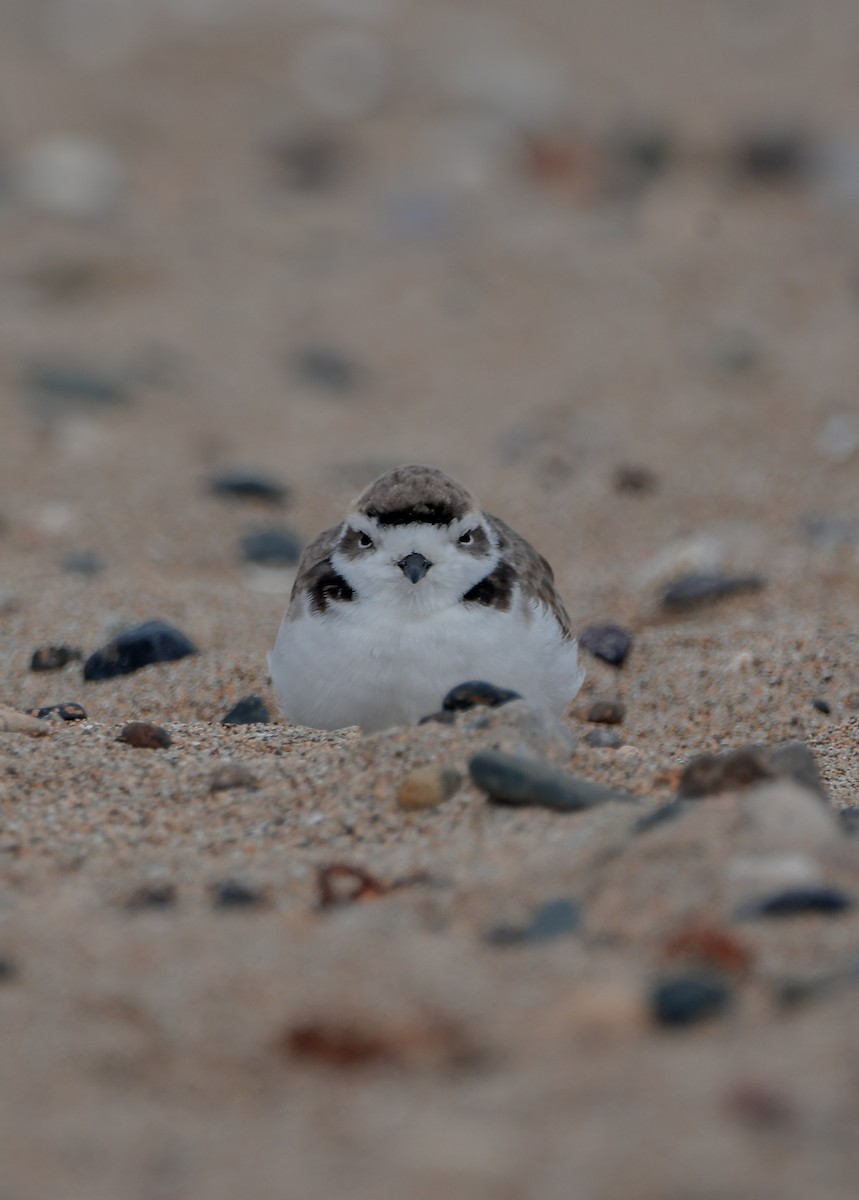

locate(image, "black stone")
[[268, 131, 348, 192], [812, 698, 832, 715], [221, 694, 272, 725], [470, 749, 633, 811], [83, 620, 199, 681], [289, 345, 365, 394], [30, 645, 82, 672], [736, 886, 854, 920], [211, 879, 265, 909], [442, 680, 521, 713], [651, 973, 732, 1028], [584, 727, 624, 749], [0, 958, 19, 983], [661, 573, 764, 611], [208, 470, 290, 505], [240, 527, 303, 567], [578, 623, 633, 667], [59, 549, 105, 575], [31, 702, 87, 722], [485, 897, 581, 946]]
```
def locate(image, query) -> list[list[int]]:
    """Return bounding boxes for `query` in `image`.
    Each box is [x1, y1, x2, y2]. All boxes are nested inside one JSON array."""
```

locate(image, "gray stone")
[[469, 749, 632, 811]]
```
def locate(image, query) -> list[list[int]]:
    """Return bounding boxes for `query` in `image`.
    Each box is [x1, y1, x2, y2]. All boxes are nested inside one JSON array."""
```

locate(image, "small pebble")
[[583, 727, 624, 749], [0, 959, 19, 983], [469, 749, 632, 811], [485, 897, 581, 946], [839, 809, 859, 838], [84, 620, 199, 681], [584, 699, 625, 725], [442, 680, 521, 713], [16, 134, 125, 220], [30, 702, 87, 722], [221, 695, 272, 725], [678, 741, 827, 802], [22, 359, 131, 417], [209, 763, 260, 793], [59, 549, 105, 575], [289, 345, 366, 395], [613, 465, 658, 494], [117, 721, 172, 750], [397, 766, 461, 811], [661, 572, 764, 611], [30, 644, 82, 672], [211, 880, 265, 909], [208, 470, 290, 505], [650, 973, 732, 1028], [578, 623, 633, 667], [730, 125, 815, 184], [267, 130, 348, 192], [240, 528, 303, 567], [0, 706, 51, 737], [661, 925, 753, 975], [125, 883, 177, 912], [812, 698, 832, 715], [802, 514, 859, 546], [736, 885, 854, 919]]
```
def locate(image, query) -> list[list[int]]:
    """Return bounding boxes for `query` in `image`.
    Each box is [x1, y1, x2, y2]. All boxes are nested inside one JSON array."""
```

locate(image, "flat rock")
[[84, 620, 199, 681], [221, 695, 272, 725], [240, 528, 303, 567], [469, 749, 632, 811], [0, 706, 51, 737], [677, 741, 828, 802], [661, 572, 764, 611], [736, 885, 854, 919], [208, 470, 290, 505], [578, 623, 633, 667]]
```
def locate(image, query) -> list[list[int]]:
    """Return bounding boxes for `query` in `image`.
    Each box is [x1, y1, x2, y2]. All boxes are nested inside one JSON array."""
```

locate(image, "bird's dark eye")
[[458, 530, 474, 545], [359, 532, 374, 549]]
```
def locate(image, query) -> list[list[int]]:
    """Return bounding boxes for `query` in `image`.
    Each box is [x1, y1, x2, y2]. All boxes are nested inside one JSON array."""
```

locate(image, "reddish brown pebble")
[[317, 862, 389, 908], [282, 1016, 473, 1070], [586, 699, 626, 725], [724, 1081, 796, 1130], [662, 924, 753, 975], [209, 763, 259, 792], [117, 721, 172, 750]]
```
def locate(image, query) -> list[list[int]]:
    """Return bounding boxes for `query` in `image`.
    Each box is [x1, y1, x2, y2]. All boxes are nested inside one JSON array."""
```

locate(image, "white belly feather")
[[269, 597, 584, 732]]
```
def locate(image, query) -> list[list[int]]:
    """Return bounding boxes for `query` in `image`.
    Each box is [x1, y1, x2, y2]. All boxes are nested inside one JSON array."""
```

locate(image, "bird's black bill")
[[398, 552, 432, 583]]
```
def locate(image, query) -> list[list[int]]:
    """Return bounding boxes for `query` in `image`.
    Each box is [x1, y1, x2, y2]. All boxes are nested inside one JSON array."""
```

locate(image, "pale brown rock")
[[0, 706, 50, 737], [397, 765, 461, 810]]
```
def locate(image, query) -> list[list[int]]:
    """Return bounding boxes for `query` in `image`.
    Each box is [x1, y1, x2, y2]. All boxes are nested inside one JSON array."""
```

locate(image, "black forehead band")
[[367, 503, 458, 527]]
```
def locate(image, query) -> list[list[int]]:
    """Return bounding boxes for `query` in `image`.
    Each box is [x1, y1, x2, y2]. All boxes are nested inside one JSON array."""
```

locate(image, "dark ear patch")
[[339, 526, 369, 559], [462, 561, 515, 611], [307, 562, 355, 613], [459, 526, 490, 556], [368, 502, 456, 527]]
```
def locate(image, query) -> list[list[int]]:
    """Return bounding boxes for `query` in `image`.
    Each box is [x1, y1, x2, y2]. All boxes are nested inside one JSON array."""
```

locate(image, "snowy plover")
[[269, 465, 584, 731]]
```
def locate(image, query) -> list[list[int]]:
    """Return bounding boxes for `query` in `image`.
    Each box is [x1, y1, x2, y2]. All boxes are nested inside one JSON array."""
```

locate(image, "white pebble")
[[17, 135, 125, 221]]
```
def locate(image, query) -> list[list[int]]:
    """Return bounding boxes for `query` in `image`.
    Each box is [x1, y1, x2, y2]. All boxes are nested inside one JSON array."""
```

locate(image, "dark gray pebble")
[[289, 345, 365, 394], [613, 465, 659, 495], [59, 549, 105, 576], [268, 131, 348, 192], [730, 125, 815, 185], [661, 572, 764, 611], [839, 809, 859, 838], [812, 697, 832, 715], [208, 470, 290, 505], [0, 959, 19, 983], [30, 702, 87, 722], [736, 886, 854, 920], [211, 880, 265, 909], [578, 623, 633, 667], [469, 749, 633, 812], [240, 527, 303, 567], [221, 694, 272, 725], [84, 620, 198, 681], [485, 897, 581, 946], [584, 727, 624, 749], [22, 359, 131, 417], [803, 514, 859, 547], [442, 680, 521, 713], [30, 645, 82, 672], [651, 973, 732, 1027], [125, 883, 177, 911]]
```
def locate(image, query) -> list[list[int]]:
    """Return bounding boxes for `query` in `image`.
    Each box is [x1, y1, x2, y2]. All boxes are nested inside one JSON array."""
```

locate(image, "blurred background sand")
[[2, 2, 859, 1197]]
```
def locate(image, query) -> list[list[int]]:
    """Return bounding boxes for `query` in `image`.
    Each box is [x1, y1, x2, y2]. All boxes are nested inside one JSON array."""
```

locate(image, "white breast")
[[269, 592, 584, 732]]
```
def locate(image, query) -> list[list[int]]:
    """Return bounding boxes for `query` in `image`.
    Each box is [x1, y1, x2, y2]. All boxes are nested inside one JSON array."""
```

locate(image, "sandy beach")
[[2, 2, 859, 1196]]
